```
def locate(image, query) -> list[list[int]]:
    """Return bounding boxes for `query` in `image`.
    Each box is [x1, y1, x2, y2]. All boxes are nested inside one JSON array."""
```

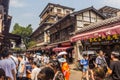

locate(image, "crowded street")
[[0, 0, 120, 80]]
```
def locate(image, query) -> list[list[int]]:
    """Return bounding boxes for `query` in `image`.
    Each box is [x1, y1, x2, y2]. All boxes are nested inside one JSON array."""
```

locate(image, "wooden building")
[[39, 3, 74, 24], [31, 3, 74, 48], [0, 5, 4, 38], [99, 6, 120, 18], [71, 15, 120, 61], [0, 0, 21, 50], [48, 6, 105, 52]]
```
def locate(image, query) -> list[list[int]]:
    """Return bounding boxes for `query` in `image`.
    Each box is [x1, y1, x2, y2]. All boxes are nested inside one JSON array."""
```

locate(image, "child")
[[80, 54, 89, 80]]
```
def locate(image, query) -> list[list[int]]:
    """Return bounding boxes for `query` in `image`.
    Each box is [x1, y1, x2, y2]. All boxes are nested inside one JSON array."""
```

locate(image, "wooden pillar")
[[73, 40, 83, 68]]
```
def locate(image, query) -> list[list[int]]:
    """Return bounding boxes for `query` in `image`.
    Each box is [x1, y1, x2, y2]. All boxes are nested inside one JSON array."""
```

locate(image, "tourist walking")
[[49, 60, 65, 80], [109, 51, 120, 80], [80, 54, 89, 80], [59, 58, 70, 80], [0, 52, 16, 80], [17, 54, 26, 80], [88, 54, 96, 80], [37, 67, 55, 80], [31, 62, 41, 80], [26, 58, 33, 80], [95, 50, 107, 72]]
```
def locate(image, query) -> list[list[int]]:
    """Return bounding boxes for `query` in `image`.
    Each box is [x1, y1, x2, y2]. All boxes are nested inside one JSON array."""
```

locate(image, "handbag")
[[101, 58, 112, 74]]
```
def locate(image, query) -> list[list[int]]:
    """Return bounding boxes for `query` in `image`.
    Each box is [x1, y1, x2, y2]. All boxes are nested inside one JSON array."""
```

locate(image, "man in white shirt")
[[17, 54, 26, 80], [0, 52, 16, 80], [9, 52, 18, 74], [31, 62, 41, 80], [43, 55, 48, 64]]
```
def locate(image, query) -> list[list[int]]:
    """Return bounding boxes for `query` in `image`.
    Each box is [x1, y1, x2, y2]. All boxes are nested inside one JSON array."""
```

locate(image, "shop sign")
[[60, 42, 72, 47], [89, 34, 119, 42]]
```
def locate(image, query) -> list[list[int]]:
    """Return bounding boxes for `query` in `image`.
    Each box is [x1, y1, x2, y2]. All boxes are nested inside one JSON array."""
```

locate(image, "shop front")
[[71, 24, 120, 61], [82, 34, 120, 53], [52, 41, 74, 63]]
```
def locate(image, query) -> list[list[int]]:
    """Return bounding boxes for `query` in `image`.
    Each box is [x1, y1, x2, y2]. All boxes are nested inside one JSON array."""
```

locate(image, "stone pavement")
[[69, 64, 82, 80]]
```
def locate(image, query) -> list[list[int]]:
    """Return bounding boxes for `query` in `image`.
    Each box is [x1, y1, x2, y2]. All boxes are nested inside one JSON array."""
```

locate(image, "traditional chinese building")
[[99, 6, 120, 18], [0, 5, 4, 38], [48, 6, 105, 52], [41, 6, 105, 63], [71, 15, 120, 61], [0, 0, 21, 50], [31, 3, 74, 48]]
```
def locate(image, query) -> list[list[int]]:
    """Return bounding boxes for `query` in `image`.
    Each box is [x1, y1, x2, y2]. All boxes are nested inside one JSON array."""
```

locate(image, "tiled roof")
[[77, 16, 120, 33], [39, 3, 74, 17], [48, 3, 75, 10], [72, 6, 106, 19], [99, 6, 120, 13]]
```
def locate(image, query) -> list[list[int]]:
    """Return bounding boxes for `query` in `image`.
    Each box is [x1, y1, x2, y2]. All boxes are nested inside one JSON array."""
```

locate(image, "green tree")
[[27, 40, 36, 48], [12, 23, 33, 49]]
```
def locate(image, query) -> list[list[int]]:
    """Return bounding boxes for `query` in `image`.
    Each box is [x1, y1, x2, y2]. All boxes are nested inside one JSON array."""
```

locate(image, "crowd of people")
[[80, 50, 120, 80], [0, 49, 120, 80], [0, 50, 70, 80]]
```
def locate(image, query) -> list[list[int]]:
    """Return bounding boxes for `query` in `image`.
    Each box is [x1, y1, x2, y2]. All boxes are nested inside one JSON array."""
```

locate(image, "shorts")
[[82, 66, 88, 72]]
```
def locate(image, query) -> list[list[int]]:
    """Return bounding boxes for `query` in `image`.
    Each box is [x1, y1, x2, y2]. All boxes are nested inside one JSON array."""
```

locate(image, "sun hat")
[[58, 58, 66, 63]]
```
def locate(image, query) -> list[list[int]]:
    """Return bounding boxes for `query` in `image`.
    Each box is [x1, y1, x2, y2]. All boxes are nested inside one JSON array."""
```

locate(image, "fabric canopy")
[[53, 47, 71, 52], [71, 25, 120, 42]]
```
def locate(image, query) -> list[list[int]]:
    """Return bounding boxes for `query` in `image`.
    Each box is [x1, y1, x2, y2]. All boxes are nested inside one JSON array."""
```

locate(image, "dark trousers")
[[17, 77, 26, 80], [26, 78, 31, 80]]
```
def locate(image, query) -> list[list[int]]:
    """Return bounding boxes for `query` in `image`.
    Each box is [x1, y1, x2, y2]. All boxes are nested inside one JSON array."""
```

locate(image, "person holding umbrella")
[[58, 58, 70, 80]]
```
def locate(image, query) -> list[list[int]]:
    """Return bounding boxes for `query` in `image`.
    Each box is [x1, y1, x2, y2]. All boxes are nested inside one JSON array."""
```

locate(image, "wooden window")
[[50, 35, 54, 43], [77, 15, 82, 20], [66, 10, 70, 14], [57, 9, 61, 14], [55, 32, 60, 39], [83, 16, 90, 22], [91, 17, 96, 22]]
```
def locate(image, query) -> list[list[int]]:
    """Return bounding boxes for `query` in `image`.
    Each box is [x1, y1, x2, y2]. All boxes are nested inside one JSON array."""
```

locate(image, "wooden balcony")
[[36, 39, 44, 43], [41, 12, 65, 23], [48, 19, 55, 23]]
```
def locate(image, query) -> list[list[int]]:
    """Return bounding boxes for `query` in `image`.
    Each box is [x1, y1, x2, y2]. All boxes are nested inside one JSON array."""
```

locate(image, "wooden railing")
[[41, 12, 66, 23]]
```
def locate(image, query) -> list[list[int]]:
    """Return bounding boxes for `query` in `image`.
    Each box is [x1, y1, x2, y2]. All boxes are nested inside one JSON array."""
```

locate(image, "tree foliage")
[[27, 40, 36, 48], [12, 23, 33, 49]]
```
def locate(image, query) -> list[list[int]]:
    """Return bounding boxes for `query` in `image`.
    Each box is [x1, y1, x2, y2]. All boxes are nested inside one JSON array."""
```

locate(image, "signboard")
[[60, 42, 72, 47], [83, 34, 120, 45], [89, 34, 119, 42]]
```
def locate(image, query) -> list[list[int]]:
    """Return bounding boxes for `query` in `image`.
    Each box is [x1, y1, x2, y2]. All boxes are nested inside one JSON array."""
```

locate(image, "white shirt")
[[0, 58, 15, 80], [38, 56, 42, 61], [31, 67, 41, 80], [46, 57, 50, 63], [18, 59, 26, 77], [44, 56, 48, 63], [10, 55, 18, 74], [10, 55, 18, 65]]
